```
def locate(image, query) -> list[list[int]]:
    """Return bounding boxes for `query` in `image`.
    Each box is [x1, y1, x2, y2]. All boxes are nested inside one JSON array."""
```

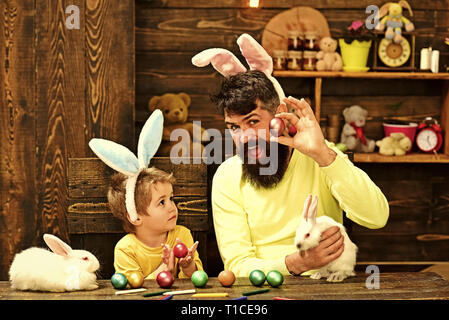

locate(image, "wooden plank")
[[139, 0, 449, 10], [68, 158, 207, 199], [354, 153, 449, 163], [274, 71, 449, 80], [35, 0, 87, 243], [442, 81, 449, 155], [0, 0, 37, 280], [1, 272, 449, 299], [85, 0, 135, 148]]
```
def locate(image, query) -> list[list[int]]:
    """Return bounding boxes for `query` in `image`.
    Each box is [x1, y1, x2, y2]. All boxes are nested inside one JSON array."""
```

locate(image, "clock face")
[[416, 129, 438, 152], [378, 38, 411, 67]]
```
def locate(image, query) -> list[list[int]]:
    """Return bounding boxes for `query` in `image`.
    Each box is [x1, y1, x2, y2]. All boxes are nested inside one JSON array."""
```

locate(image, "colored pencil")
[[142, 290, 170, 297], [163, 289, 196, 295], [242, 288, 270, 296], [273, 296, 296, 300], [232, 296, 248, 300], [114, 288, 147, 295], [159, 294, 173, 300], [191, 293, 229, 298]]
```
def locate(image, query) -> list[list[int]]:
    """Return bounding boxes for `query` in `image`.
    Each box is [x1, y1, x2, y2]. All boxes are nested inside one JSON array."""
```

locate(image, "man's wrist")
[[285, 253, 306, 276], [313, 145, 337, 167]]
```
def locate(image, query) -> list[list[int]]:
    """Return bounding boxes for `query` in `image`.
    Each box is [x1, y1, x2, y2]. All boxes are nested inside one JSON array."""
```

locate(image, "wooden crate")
[[67, 157, 209, 278]]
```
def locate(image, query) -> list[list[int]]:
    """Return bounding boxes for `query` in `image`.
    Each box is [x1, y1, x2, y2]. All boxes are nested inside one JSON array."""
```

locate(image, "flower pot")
[[339, 39, 372, 72], [383, 122, 418, 154]]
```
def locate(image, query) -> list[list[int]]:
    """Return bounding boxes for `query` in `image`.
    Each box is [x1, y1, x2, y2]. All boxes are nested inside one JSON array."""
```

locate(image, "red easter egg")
[[269, 118, 285, 137], [156, 271, 174, 289], [288, 125, 297, 137], [173, 243, 189, 259]]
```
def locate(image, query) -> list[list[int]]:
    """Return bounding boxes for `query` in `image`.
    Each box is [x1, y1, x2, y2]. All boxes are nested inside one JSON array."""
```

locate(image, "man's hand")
[[271, 96, 336, 167], [285, 226, 344, 275]]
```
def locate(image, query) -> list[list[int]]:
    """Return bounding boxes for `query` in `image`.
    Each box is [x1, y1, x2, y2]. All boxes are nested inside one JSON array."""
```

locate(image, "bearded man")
[[210, 70, 389, 277]]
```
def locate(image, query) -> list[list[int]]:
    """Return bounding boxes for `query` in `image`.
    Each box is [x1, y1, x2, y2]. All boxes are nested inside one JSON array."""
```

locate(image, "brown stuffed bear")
[[148, 92, 207, 157]]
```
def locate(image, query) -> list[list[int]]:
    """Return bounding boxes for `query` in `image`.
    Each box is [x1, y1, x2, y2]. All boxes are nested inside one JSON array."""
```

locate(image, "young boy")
[[108, 167, 203, 279]]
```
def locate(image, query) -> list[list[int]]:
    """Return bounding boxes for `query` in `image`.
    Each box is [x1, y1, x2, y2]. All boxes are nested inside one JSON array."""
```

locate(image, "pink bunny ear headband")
[[192, 33, 286, 104]]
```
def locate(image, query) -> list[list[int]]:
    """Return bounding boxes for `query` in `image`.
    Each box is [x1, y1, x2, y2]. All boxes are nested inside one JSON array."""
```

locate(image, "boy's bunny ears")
[[88, 109, 164, 223], [192, 33, 286, 103]]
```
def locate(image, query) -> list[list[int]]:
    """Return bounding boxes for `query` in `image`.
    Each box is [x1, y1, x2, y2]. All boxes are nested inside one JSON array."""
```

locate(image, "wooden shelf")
[[354, 152, 449, 163], [273, 71, 449, 80]]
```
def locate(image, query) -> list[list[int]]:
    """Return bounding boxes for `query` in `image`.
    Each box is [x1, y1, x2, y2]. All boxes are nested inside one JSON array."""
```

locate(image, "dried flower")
[[343, 20, 375, 44]]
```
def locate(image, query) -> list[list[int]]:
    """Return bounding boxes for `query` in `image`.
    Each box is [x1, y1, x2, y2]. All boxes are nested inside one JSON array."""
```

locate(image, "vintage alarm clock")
[[378, 37, 411, 68], [415, 117, 443, 153]]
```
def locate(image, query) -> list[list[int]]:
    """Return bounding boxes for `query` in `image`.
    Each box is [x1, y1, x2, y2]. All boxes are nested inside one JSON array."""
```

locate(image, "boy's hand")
[[177, 239, 199, 269], [161, 243, 175, 273]]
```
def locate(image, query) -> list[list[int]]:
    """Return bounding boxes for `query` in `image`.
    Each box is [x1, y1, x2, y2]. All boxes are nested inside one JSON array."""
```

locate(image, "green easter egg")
[[266, 270, 284, 287], [191, 270, 208, 288], [249, 270, 266, 286], [111, 273, 128, 290]]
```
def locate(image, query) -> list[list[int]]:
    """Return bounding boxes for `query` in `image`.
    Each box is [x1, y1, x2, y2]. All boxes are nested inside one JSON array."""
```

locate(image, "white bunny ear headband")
[[88, 109, 164, 223], [191, 33, 286, 104]]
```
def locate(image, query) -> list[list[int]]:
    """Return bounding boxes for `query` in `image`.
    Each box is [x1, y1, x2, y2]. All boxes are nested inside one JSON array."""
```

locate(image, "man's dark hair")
[[210, 70, 280, 115]]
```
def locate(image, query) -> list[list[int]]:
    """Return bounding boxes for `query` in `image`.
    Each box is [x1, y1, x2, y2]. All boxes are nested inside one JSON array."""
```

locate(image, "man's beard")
[[239, 139, 291, 189]]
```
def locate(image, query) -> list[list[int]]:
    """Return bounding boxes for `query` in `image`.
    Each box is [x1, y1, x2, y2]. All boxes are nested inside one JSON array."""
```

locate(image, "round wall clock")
[[378, 37, 411, 67]]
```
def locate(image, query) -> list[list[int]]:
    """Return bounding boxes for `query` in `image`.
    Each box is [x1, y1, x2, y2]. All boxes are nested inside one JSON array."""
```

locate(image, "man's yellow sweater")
[[212, 144, 389, 277]]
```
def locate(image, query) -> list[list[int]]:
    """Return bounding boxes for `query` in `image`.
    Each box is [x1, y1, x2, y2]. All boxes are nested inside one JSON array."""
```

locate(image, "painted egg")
[[111, 273, 128, 290], [218, 270, 236, 287]]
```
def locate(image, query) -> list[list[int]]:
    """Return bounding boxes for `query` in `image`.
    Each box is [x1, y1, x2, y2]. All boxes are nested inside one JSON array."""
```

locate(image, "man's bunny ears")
[[88, 109, 164, 223], [192, 33, 286, 103]]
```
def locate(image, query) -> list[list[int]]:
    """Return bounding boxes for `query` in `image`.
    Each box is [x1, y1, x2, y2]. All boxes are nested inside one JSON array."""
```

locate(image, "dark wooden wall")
[[135, 0, 449, 275], [0, 0, 134, 280]]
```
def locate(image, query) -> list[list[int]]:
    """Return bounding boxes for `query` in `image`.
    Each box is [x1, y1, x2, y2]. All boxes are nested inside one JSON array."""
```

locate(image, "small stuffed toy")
[[316, 37, 343, 71], [148, 92, 208, 157], [376, 1, 414, 44], [376, 132, 411, 156], [340, 105, 375, 153]]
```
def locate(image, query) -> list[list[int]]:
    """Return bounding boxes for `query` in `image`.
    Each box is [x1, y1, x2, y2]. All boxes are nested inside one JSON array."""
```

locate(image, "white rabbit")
[[9, 234, 100, 292], [294, 195, 358, 282]]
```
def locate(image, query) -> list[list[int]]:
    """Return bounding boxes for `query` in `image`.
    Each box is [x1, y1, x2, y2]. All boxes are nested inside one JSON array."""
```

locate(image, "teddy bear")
[[316, 37, 343, 71], [340, 105, 375, 153], [376, 132, 411, 156], [148, 92, 208, 157]]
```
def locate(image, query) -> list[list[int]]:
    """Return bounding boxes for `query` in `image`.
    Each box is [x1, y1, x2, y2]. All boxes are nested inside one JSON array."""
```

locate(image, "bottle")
[[272, 50, 287, 70], [287, 51, 302, 70], [303, 51, 317, 71], [304, 31, 319, 51], [287, 30, 301, 51]]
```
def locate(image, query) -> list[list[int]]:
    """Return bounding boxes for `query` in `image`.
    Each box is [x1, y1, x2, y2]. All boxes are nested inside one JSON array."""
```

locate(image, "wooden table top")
[[1, 272, 449, 300]]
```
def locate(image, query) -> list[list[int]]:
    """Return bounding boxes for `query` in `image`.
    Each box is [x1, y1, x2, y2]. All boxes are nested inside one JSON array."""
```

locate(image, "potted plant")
[[339, 20, 374, 72]]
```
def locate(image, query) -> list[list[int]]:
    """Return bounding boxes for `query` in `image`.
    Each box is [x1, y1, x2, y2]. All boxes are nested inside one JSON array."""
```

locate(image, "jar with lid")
[[287, 51, 302, 70], [303, 31, 319, 51], [303, 51, 317, 71], [287, 30, 302, 51], [272, 50, 287, 70]]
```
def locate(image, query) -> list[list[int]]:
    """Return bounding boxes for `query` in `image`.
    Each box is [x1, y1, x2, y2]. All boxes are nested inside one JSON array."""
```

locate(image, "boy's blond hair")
[[107, 167, 176, 233]]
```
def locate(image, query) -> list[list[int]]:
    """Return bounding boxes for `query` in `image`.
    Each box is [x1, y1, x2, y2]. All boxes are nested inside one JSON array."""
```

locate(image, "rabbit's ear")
[[378, 2, 391, 18], [302, 194, 312, 221], [237, 33, 273, 75], [398, 0, 413, 16], [89, 139, 139, 176], [43, 234, 73, 257], [137, 109, 164, 168], [192, 48, 247, 77], [308, 195, 319, 223]]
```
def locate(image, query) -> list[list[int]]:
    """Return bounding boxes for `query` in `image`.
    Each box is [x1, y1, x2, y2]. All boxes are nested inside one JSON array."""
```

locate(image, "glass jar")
[[304, 31, 319, 51], [287, 51, 302, 70], [287, 30, 302, 51], [303, 50, 317, 71], [272, 50, 287, 70]]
